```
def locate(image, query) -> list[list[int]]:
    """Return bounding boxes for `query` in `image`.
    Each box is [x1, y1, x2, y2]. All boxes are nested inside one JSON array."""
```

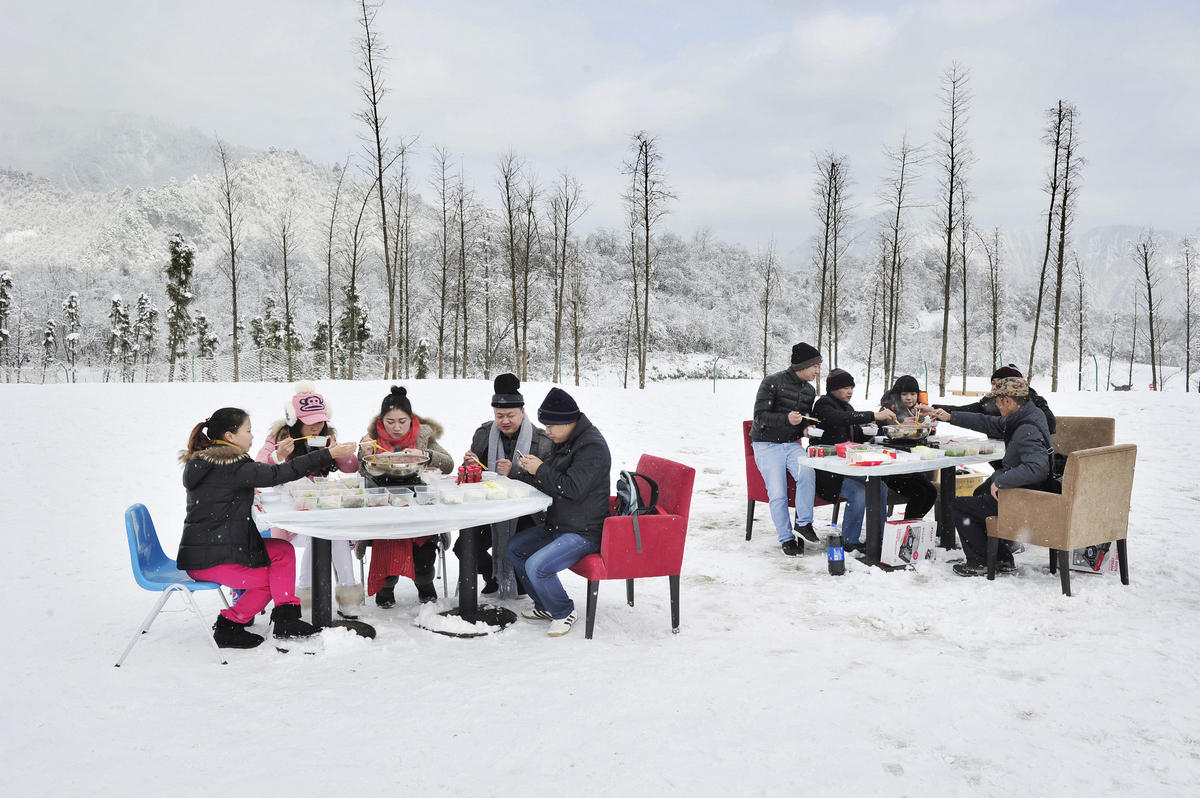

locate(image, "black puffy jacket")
[[750, 369, 818, 443], [177, 444, 334, 571], [812, 393, 878, 501], [529, 414, 612, 545]]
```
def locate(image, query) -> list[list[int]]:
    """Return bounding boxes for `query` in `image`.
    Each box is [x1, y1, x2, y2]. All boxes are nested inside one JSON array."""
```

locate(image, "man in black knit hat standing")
[[750, 342, 823, 555], [457, 373, 552, 597]]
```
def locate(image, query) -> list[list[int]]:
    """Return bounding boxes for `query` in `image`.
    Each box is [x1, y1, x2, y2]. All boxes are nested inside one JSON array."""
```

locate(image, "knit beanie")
[[892, 374, 920, 394], [491, 373, 524, 408], [538, 387, 581, 424], [826, 368, 855, 393], [991, 364, 1023, 381], [790, 342, 822, 370], [286, 380, 330, 425]]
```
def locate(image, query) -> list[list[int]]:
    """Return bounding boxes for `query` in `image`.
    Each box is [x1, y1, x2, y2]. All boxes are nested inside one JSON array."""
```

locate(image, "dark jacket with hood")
[[937, 387, 1056, 434], [812, 392, 878, 501], [468, 419, 553, 485], [177, 444, 334, 571], [750, 368, 818, 443], [946, 400, 1053, 490], [529, 413, 611, 545]]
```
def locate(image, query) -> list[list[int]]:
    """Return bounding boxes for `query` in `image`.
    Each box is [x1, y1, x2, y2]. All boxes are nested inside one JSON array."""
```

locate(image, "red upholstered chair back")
[[637, 453, 694, 521], [743, 419, 796, 505]]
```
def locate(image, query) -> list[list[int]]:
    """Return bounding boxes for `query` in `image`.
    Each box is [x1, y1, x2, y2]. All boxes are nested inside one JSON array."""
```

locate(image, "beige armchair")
[[985, 442, 1136, 595], [1052, 416, 1115, 456]]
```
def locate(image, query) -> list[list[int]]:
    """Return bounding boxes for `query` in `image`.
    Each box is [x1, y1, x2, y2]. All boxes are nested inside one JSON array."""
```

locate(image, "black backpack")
[[614, 470, 659, 553]]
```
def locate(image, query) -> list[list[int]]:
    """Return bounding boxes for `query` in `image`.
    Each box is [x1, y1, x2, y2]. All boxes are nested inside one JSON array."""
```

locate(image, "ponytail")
[[183, 407, 249, 456], [185, 421, 210, 454]]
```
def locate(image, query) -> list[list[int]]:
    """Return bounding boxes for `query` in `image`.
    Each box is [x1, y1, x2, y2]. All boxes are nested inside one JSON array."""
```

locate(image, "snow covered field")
[[2, 378, 1197, 796]]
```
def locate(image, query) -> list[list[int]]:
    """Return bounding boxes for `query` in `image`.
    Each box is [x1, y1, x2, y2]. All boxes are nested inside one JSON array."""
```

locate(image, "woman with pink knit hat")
[[255, 381, 364, 617]]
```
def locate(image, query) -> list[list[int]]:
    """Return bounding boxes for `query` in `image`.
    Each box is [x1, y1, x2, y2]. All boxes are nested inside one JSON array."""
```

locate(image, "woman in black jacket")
[[178, 407, 357, 649], [878, 374, 938, 521]]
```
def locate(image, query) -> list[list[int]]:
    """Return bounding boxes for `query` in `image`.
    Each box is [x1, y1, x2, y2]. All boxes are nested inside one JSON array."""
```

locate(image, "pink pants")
[[188, 538, 300, 624]]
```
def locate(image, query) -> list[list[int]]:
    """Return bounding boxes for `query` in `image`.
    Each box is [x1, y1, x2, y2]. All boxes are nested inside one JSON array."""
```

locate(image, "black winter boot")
[[270, 603, 319, 639], [416, 579, 438, 604], [213, 615, 265, 649]]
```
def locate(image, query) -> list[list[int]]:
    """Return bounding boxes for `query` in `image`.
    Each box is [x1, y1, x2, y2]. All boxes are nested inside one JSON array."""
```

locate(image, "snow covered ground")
[[2, 377, 1197, 796]]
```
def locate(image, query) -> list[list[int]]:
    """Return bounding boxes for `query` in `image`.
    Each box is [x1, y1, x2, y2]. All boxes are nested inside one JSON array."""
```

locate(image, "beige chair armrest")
[[992, 488, 1068, 546]]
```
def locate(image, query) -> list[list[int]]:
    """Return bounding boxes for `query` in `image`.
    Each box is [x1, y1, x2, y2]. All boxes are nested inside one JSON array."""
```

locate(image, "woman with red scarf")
[[357, 385, 454, 608]]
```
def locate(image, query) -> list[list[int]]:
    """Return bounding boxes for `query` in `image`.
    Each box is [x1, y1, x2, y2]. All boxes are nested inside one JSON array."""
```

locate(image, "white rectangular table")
[[803, 441, 1005, 568]]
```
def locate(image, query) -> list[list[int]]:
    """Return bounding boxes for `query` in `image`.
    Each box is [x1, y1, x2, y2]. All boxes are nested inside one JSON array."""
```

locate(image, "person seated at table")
[[178, 406, 357, 649], [750, 341, 822, 555], [813, 369, 896, 553], [255, 381, 363, 618], [456, 373, 552, 597], [935, 364, 1056, 434], [878, 374, 937, 520], [357, 385, 455, 608], [920, 377, 1054, 577], [507, 387, 611, 638]]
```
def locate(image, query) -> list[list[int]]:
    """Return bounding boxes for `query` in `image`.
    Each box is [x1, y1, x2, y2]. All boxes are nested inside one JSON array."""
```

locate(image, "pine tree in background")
[[105, 296, 133, 383], [249, 316, 268, 349], [262, 297, 283, 350], [164, 234, 195, 382], [338, 283, 370, 378], [40, 317, 56, 383], [311, 321, 330, 374], [194, 311, 219, 359], [0, 270, 13, 377], [414, 337, 430, 379], [132, 292, 159, 381], [61, 292, 81, 383]]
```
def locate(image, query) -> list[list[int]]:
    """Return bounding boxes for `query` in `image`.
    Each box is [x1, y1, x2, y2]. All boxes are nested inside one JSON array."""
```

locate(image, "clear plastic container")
[[462, 484, 487, 502], [365, 488, 390, 507], [341, 493, 367, 509], [340, 474, 360, 488], [440, 486, 465, 505], [293, 495, 319, 511], [484, 481, 509, 500], [317, 494, 342, 510], [412, 485, 440, 505]]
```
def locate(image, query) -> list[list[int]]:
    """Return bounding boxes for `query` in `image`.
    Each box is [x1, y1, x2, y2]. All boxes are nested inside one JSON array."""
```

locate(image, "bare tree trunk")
[[1029, 100, 1066, 379], [497, 151, 523, 372], [1128, 308, 1137, 386], [1134, 231, 1161, 389], [215, 137, 243, 381], [324, 159, 348, 380], [624, 132, 674, 390], [958, 179, 970, 392], [273, 202, 297, 382], [1074, 253, 1085, 390], [758, 243, 778, 377], [881, 136, 922, 388], [936, 63, 971, 396], [432, 146, 452, 378], [1182, 238, 1195, 392], [1105, 314, 1117, 390], [1050, 103, 1081, 391]]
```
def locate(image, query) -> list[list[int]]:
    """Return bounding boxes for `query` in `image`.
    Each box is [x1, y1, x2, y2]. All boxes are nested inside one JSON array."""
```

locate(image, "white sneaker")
[[522, 607, 553, 621], [547, 612, 578, 637]]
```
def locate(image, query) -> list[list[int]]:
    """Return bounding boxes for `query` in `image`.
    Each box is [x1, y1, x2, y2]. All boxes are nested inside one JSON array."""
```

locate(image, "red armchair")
[[743, 420, 842, 540], [569, 454, 695, 639]]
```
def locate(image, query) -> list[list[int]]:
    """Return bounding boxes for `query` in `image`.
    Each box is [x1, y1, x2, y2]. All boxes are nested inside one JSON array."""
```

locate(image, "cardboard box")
[[880, 519, 937, 567], [1069, 543, 1122, 575], [955, 468, 988, 497]]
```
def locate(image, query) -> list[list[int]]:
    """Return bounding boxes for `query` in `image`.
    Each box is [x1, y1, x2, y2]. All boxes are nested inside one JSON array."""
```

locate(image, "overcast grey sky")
[[2, 0, 1197, 252]]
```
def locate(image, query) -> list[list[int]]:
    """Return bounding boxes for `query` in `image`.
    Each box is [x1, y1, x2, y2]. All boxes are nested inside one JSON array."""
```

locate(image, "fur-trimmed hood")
[[178, 444, 251, 466], [365, 414, 444, 442]]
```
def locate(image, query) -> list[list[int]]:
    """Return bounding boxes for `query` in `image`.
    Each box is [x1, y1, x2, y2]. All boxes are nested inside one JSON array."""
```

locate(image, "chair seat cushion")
[[571, 554, 607, 580]]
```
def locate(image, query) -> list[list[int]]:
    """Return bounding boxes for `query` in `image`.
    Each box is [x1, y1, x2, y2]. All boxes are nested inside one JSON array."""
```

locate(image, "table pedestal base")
[[416, 605, 517, 638], [855, 553, 908, 572], [329, 619, 376, 638]]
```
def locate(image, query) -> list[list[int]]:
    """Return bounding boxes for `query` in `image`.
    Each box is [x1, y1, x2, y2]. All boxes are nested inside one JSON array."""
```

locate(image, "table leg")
[[457, 527, 479, 623], [937, 465, 957, 549], [311, 537, 333, 628], [863, 475, 884, 565]]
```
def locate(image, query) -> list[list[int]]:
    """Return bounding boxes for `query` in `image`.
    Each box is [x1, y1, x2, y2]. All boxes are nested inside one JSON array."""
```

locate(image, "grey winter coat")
[[178, 444, 334, 571], [529, 413, 612, 545], [937, 387, 1057, 434], [946, 401, 1053, 490], [750, 369, 818, 443]]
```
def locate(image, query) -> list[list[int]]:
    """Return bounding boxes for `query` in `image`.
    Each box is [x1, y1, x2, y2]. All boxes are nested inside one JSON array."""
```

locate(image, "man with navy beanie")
[[507, 387, 612, 637]]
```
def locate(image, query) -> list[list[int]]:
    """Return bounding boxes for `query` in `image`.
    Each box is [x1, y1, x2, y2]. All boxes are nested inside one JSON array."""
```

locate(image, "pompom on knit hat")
[[790, 342, 822, 371], [285, 380, 330, 426], [491, 373, 524, 408], [538, 387, 581, 424], [991, 364, 1023, 381], [892, 374, 920, 394], [825, 368, 855, 393]]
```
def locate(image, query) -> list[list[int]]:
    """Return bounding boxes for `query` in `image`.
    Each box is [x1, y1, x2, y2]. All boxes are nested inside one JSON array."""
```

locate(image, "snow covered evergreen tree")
[[132, 292, 160, 380], [414, 337, 430, 379], [40, 317, 56, 383], [0, 271, 13, 376], [164, 234, 195, 382], [105, 296, 134, 383], [193, 311, 219, 359], [61, 292, 81, 382], [338, 283, 370, 378]]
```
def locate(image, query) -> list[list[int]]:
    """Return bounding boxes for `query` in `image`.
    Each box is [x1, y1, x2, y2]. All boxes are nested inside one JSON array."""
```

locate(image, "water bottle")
[[827, 532, 845, 576]]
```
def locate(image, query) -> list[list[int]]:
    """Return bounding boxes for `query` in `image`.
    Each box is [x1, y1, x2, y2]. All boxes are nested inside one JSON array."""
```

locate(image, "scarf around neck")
[[374, 415, 421, 452], [486, 417, 534, 599]]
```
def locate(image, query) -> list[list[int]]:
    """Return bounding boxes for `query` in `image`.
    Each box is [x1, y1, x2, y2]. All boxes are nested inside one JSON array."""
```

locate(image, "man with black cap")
[[507, 387, 611, 637], [921, 377, 1054, 576], [750, 342, 823, 555], [813, 368, 897, 552], [456, 373, 552, 597]]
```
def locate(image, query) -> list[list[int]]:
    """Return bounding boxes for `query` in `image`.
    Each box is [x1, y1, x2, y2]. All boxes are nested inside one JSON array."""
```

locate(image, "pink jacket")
[[255, 420, 359, 541]]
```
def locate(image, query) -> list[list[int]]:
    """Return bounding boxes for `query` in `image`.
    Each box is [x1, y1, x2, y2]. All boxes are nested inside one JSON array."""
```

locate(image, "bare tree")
[[865, 238, 888, 396], [270, 200, 300, 381], [1028, 101, 1067, 378], [975, 226, 1003, 371], [957, 178, 971, 392], [214, 136, 244, 381], [518, 177, 541, 379], [431, 145, 453, 378], [812, 151, 851, 364], [878, 135, 923, 386], [452, 162, 480, 378], [623, 131, 675, 389], [1133, 230, 1162, 389], [934, 62, 972, 395], [1073, 252, 1086, 390], [355, 0, 394, 379], [496, 151, 524, 374], [548, 172, 588, 382], [386, 137, 417, 378], [323, 160, 349, 379], [341, 180, 377, 379], [568, 243, 589, 387], [756, 242, 779, 377], [1050, 103, 1083, 390], [1182, 237, 1195, 392]]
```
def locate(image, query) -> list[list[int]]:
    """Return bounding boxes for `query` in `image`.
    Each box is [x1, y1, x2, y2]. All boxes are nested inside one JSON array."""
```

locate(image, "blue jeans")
[[506, 524, 598, 620], [838, 475, 888, 545], [752, 441, 816, 543]]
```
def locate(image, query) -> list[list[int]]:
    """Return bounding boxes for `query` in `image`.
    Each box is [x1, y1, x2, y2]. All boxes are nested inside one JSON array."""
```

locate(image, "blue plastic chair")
[[116, 504, 231, 667]]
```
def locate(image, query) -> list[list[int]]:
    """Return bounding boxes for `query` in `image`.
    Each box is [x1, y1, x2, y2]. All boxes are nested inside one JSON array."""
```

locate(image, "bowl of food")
[[362, 449, 430, 477], [883, 424, 933, 440]]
